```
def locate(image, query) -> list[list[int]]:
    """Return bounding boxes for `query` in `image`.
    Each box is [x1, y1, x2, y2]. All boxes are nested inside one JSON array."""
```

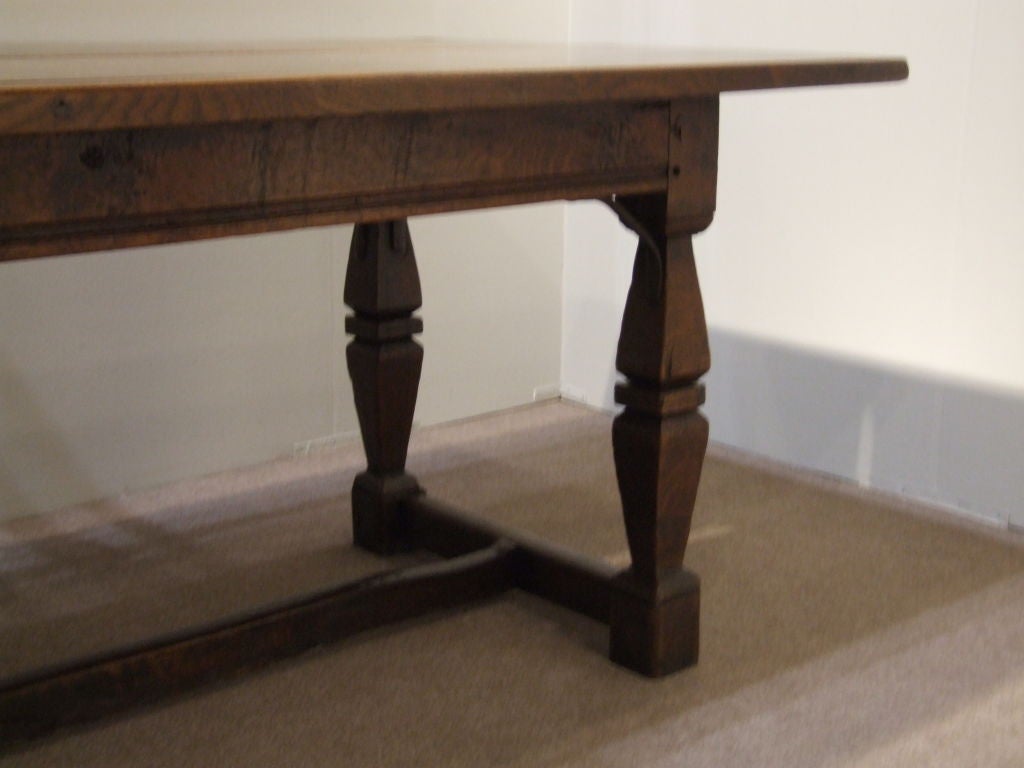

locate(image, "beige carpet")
[[2, 401, 1023, 766]]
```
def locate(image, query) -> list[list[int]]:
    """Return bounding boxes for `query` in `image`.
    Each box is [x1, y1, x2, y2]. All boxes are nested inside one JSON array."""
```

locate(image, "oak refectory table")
[[0, 41, 907, 742]]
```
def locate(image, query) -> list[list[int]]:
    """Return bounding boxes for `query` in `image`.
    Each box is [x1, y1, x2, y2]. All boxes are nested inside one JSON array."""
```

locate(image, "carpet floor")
[[2, 401, 1023, 766]]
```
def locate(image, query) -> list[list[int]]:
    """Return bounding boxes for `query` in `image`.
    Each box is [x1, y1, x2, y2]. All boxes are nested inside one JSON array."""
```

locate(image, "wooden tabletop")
[[0, 40, 908, 135]]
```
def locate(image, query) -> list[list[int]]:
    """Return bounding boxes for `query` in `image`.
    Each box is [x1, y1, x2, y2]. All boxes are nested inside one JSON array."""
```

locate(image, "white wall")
[[565, 0, 1024, 525], [0, 0, 570, 45], [0, 1, 569, 518]]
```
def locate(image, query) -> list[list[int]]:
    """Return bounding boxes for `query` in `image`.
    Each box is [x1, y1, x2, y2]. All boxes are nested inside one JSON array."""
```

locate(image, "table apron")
[[1, 102, 670, 261]]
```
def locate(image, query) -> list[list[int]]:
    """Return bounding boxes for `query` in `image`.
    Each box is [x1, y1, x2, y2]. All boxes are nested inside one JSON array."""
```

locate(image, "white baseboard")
[[531, 384, 563, 402], [292, 429, 361, 457], [704, 329, 1024, 528]]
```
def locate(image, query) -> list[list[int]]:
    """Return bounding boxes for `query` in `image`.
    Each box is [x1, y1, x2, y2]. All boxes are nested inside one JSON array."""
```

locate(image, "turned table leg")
[[608, 216, 709, 676], [344, 220, 424, 554], [605, 98, 719, 677]]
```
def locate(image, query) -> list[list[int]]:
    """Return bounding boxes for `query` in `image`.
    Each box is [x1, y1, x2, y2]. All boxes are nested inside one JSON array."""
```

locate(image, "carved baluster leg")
[[607, 97, 718, 676], [344, 220, 423, 554]]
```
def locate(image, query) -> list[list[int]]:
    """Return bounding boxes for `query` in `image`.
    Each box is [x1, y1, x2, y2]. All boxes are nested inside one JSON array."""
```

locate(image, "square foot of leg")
[[351, 472, 421, 555], [609, 568, 700, 677]]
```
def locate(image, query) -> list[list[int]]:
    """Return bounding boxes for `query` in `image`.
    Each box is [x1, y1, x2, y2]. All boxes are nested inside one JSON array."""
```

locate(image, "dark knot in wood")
[[79, 145, 105, 170]]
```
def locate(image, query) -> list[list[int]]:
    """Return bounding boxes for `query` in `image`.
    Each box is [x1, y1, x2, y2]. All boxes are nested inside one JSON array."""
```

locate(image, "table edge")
[[0, 58, 908, 135]]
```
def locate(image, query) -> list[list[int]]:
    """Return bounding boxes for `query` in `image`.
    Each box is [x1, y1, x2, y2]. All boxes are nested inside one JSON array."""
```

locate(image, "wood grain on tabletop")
[[0, 40, 908, 134]]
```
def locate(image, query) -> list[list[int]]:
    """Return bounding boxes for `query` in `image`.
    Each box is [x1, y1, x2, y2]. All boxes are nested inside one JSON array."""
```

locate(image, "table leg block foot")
[[609, 569, 700, 677], [352, 471, 421, 555]]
